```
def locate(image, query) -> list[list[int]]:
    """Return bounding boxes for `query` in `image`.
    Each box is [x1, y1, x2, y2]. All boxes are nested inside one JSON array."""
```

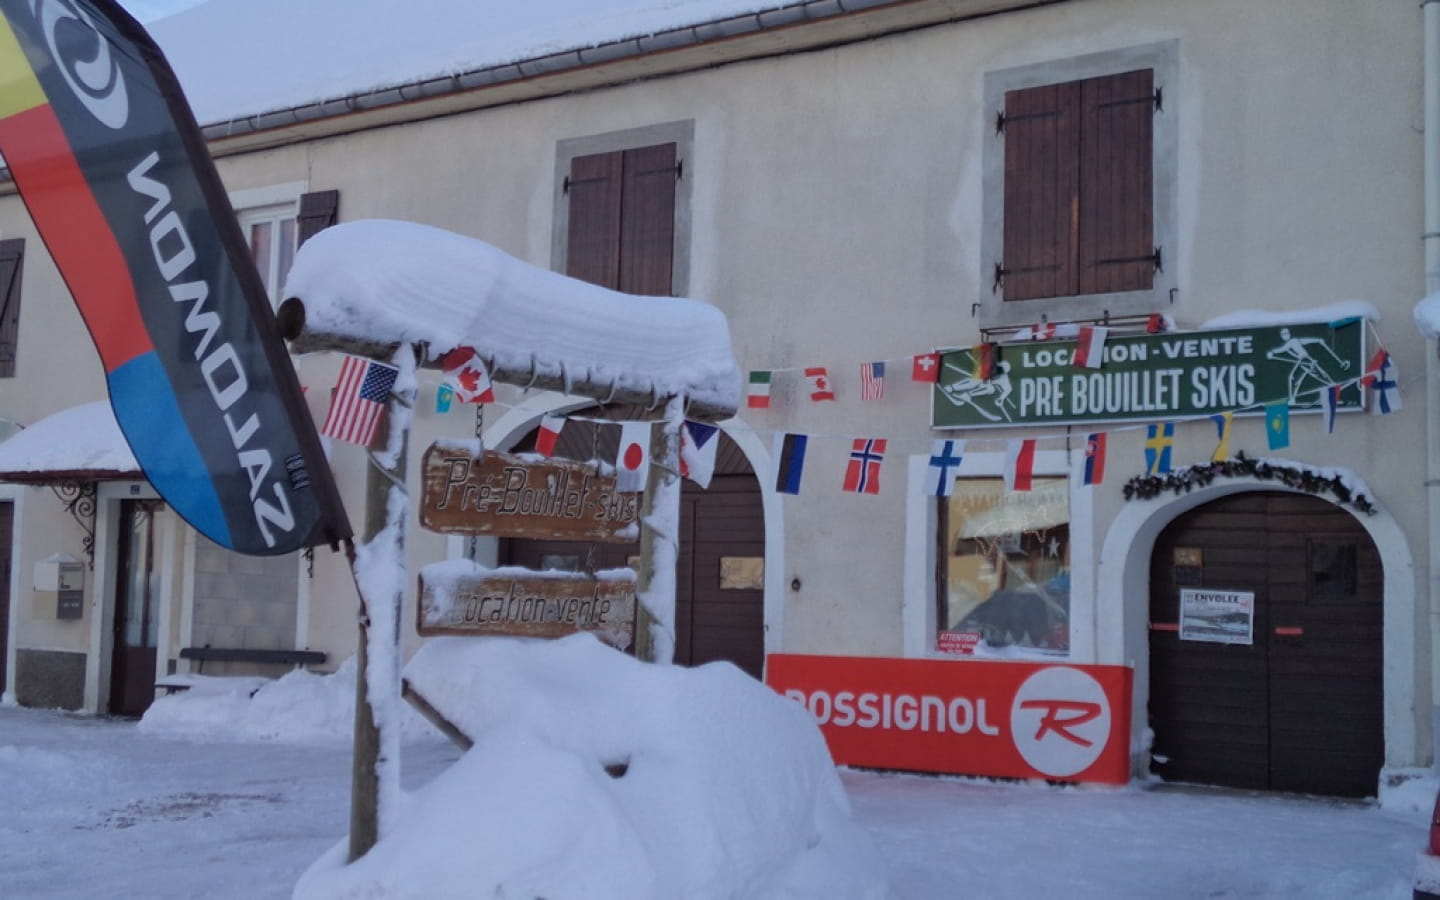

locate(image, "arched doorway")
[[1147, 491, 1382, 797], [501, 409, 765, 679]]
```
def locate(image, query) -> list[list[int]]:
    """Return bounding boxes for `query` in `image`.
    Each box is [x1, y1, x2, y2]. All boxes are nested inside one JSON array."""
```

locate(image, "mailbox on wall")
[[35, 554, 84, 620]]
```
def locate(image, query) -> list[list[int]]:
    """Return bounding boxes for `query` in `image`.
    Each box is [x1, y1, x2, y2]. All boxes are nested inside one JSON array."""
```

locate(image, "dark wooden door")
[[109, 500, 160, 717], [501, 415, 764, 679], [1148, 492, 1383, 797], [0, 502, 11, 696]]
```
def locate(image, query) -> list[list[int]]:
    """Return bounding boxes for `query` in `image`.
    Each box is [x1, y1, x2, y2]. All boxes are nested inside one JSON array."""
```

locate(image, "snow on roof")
[[0, 401, 140, 482], [1414, 291, 1440, 339], [1198, 300, 1380, 331], [148, 0, 783, 125], [282, 219, 742, 414]]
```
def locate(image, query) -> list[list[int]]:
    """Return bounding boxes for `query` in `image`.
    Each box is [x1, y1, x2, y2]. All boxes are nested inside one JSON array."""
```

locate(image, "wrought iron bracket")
[[49, 480, 97, 568]]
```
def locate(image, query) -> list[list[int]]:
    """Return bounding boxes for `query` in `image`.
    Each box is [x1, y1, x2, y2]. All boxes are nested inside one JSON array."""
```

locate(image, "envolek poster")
[[0, 0, 350, 554]]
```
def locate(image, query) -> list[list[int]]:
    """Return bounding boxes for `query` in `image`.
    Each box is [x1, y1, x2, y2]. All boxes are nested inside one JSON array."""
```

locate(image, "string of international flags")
[[309, 321, 1405, 500]]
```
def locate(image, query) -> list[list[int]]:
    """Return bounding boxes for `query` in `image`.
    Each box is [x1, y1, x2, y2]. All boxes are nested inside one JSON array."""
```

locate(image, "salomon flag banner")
[[0, 1, 350, 554]]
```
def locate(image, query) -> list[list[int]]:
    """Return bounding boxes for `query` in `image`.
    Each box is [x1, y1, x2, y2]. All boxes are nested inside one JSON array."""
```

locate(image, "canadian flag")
[[805, 367, 836, 402], [441, 346, 495, 402], [535, 413, 564, 458], [1072, 326, 1108, 369]]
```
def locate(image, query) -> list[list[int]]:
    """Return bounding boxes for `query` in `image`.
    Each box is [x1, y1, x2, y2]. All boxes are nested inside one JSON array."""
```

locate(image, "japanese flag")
[[616, 421, 651, 493]]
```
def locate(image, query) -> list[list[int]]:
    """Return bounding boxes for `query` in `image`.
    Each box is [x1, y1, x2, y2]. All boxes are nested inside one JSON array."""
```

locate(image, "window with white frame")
[[238, 202, 298, 307], [937, 476, 1070, 656]]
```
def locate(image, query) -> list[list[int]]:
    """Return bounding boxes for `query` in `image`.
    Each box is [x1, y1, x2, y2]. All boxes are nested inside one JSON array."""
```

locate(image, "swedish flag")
[[1145, 423, 1174, 475]]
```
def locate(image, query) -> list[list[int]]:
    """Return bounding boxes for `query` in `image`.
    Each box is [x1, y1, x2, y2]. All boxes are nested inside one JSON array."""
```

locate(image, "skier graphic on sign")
[[1265, 327, 1349, 407], [938, 360, 1015, 422]]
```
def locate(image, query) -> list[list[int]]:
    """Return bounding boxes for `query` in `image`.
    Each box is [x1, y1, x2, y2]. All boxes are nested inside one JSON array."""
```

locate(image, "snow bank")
[[138, 658, 436, 743], [295, 634, 891, 900], [0, 401, 138, 477], [283, 219, 741, 414], [1199, 300, 1379, 330]]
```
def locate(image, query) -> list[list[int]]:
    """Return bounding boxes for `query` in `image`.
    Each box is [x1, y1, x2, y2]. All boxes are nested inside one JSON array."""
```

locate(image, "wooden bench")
[[179, 646, 327, 673]]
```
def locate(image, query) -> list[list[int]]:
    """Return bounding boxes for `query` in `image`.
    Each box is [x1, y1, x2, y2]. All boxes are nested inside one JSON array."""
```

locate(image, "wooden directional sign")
[[418, 562, 637, 650], [420, 443, 639, 542]]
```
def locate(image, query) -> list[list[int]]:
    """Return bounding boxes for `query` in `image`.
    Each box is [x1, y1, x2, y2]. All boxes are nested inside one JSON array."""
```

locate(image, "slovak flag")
[[615, 421, 651, 492], [440, 346, 495, 403], [1004, 439, 1036, 492], [1083, 433, 1106, 486], [806, 367, 836, 402], [535, 413, 565, 458], [1072, 326, 1108, 369], [912, 353, 941, 383], [679, 420, 720, 489], [843, 438, 886, 494]]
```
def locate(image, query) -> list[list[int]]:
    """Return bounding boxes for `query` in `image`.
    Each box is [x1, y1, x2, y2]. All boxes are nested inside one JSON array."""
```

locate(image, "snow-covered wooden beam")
[[277, 219, 742, 422]]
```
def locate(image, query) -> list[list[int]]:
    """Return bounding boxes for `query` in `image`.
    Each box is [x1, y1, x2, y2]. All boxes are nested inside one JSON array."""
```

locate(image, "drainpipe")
[[1424, 0, 1440, 768]]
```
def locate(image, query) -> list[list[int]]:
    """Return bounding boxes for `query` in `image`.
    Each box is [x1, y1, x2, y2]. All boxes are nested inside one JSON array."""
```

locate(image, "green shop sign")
[[932, 321, 1365, 429]]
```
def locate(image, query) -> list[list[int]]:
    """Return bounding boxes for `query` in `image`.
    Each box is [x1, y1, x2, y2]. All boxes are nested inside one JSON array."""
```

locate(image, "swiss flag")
[[441, 346, 495, 402], [912, 353, 940, 383]]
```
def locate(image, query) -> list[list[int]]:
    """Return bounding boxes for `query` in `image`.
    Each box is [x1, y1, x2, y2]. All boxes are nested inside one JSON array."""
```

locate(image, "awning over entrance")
[[0, 401, 141, 484]]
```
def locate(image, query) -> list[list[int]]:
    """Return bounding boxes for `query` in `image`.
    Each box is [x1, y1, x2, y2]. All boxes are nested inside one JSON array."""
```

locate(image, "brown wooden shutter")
[[618, 143, 677, 296], [1001, 82, 1081, 301], [0, 239, 24, 378], [1077, 69, 1154, 295], [566, 151, 623, 288], [296, 189, 339, 246]]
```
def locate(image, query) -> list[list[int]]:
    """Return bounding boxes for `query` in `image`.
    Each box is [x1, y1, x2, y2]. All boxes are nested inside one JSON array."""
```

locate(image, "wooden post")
[[348, 346, 414, 862], [634, 396, 684, 664]]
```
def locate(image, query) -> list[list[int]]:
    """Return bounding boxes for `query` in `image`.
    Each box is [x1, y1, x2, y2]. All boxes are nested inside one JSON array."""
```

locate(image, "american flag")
[[321, 355, 399, 446], [843, 438, 886, 494], [860, 361, 885, 400]]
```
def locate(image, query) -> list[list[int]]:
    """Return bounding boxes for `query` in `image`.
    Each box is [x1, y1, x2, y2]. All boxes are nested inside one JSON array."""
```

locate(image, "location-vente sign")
[[932, 321, 1365, 429]]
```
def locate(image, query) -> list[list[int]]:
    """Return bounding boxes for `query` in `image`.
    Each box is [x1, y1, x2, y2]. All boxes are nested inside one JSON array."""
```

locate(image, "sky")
[[119, 0, 204, 23], [1, 636, 1431, 899]]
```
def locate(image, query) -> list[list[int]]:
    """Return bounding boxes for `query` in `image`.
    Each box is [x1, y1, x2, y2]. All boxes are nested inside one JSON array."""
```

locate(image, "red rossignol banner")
[[766, 654, 1133, 785]]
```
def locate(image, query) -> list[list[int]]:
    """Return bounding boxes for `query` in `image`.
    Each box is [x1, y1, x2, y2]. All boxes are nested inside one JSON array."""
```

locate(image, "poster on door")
[[1178, 588, 1255, 645]]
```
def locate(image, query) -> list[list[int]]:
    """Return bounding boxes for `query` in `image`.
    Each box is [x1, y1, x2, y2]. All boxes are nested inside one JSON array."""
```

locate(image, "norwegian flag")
[[321, 356, 399, 446], [1362, 349, 1402, 414], [859, 361, 886, 400], [843, 438, 886, 494], [440, 346, 495, 403]]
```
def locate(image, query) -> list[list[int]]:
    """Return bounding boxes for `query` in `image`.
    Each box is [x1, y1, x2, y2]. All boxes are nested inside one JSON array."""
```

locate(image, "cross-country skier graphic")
[[1264, 327, 1349, 406]]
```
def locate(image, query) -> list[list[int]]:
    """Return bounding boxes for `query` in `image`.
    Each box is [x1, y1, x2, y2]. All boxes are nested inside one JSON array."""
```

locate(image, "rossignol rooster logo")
[[36, 0, 128, 128]]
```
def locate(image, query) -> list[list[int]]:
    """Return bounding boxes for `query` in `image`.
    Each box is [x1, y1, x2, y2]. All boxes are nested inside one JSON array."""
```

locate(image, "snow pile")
[[139, 658, 436, 743], [1414, 292, 1440, 340], [295, 634, 891, 900], [1199, 300, 1380, 330], [283, 219, 741, 414]]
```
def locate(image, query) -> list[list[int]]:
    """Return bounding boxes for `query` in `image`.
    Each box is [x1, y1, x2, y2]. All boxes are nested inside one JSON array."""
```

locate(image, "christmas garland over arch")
[[1122, 451, 1377, 516]]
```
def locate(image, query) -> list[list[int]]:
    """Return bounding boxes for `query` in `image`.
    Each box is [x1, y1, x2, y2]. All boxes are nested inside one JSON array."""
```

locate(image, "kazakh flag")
[[1266, 401, 1291, 450]]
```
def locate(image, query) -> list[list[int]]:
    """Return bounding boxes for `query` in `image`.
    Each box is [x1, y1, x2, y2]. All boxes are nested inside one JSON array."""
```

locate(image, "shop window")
[[555, 122, 692, 296], [979, 42, 1177, 328], [938, 477, 1069, 655]]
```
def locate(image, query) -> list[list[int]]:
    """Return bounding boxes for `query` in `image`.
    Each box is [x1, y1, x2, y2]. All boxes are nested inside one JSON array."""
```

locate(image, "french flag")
[[1072, 326, 1108, 369]]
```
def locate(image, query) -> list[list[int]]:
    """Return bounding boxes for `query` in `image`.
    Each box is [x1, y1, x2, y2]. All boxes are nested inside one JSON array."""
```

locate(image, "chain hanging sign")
[[932, 322, 1365, 429]]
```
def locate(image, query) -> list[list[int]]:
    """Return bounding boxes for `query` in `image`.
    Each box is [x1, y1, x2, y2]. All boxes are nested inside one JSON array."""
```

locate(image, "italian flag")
[[747, 371, 772, 409]]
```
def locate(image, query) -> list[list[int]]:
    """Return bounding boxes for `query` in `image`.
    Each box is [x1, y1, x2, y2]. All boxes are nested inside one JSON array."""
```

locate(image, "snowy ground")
[[0, 698, 1427, 899]]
